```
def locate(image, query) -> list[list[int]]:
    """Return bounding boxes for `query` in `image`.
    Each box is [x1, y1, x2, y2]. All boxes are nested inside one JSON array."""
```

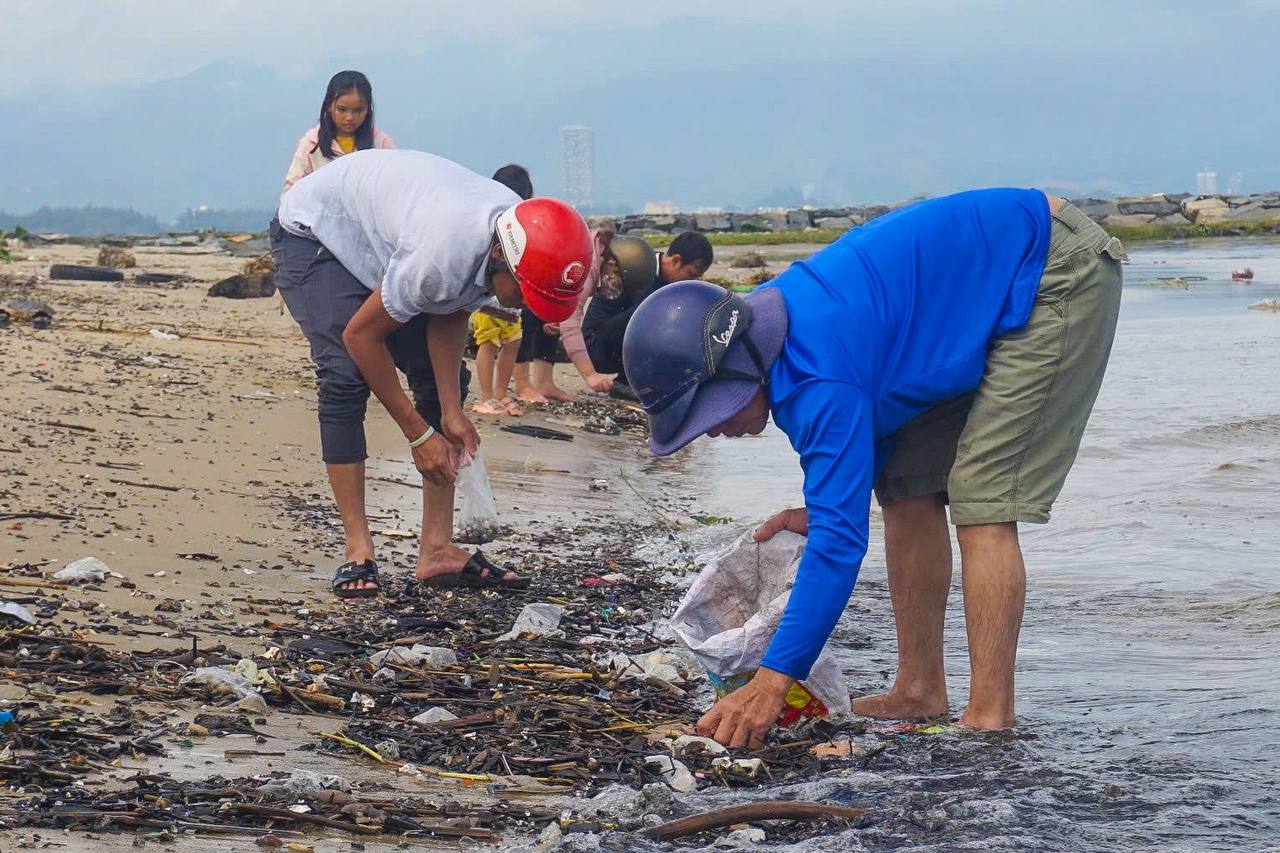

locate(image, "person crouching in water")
[[272, 149, 591, 597]]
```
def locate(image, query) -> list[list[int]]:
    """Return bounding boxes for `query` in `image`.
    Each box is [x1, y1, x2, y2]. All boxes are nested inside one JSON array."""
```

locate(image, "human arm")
[[426, 309, 480, 460], [475, 304, 521, 323], [754, 506, 809, 541], [697, 384, 874, 746], [341, 288, 459, 485], [281, 134, 314, 195], [559, 230, 609, 390]]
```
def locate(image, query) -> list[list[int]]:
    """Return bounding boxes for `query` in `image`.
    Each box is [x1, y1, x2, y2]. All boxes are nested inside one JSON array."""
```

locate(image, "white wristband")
[[408, 426, 435, 449]]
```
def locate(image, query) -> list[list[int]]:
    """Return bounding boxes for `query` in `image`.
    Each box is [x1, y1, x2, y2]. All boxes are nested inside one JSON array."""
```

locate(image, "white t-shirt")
[[277, 149, 520, 323]]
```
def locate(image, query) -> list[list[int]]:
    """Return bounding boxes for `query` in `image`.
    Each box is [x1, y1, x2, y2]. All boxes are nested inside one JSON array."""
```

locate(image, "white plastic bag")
[[497, 603, 564, 641], [456, 451, 500, 537], [669, 530, 848, 722]]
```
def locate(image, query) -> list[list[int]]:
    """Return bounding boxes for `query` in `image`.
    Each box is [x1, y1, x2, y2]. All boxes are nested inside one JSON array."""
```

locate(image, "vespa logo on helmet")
[[710, 309, 740, 348]]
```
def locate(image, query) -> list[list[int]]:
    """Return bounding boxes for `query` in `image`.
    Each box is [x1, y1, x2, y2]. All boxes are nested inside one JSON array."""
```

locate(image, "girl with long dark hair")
[[282, 70, 395, 195]]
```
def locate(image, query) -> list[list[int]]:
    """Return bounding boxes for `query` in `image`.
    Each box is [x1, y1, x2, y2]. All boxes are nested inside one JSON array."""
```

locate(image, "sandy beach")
[[0, 240, 851, 851]]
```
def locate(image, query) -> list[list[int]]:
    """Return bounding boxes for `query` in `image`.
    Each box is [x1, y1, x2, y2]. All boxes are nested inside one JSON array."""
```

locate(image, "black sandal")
[[331, 559, 382, 599], [422, 550, 530, 590]]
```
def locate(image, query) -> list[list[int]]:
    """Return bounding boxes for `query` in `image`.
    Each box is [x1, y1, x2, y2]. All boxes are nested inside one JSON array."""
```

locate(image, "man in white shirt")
[[273, 149, 592, 598]]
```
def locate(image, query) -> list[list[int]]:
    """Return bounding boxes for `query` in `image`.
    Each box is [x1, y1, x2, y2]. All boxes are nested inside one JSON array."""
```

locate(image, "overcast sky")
[[3, 0, 1279, 215]]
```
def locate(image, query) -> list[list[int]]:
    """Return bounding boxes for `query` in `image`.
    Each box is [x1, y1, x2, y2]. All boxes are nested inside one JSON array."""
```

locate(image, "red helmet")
[[495, 198, 592, 323]]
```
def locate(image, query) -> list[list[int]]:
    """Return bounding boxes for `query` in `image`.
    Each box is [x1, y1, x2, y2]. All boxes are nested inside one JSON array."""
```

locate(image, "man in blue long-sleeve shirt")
[[622, 189, 1124, 746]]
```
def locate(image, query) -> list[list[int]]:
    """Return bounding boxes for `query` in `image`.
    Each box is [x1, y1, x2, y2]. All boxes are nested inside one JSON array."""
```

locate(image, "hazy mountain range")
[[3, 2, 1279, 226]]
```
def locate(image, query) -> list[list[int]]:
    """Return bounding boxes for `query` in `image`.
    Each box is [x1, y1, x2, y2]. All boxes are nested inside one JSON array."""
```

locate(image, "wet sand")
[[0, 242, 732, 850]]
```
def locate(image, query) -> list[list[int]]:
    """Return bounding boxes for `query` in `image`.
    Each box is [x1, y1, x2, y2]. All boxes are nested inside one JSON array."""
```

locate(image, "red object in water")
[[1231, 268, 1255, 281]]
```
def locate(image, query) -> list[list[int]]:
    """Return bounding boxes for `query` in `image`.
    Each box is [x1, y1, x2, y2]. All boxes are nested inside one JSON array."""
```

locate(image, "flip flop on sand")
[[332, 559, 382, 599], [422, 550, 530, 590], [472, 398, 507, 415], [499, 397, 524, 416]]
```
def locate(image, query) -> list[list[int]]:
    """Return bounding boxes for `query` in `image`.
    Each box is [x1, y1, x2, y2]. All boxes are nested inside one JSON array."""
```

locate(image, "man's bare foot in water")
[[852, 689, 950, 721], [515, 384, 548, 404], [537, 384, 576, 403], [957, 706, 1016, 730]]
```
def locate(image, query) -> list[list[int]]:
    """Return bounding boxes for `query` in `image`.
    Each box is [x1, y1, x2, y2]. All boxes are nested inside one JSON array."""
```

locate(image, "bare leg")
[[513, 362, 548, 404], [533, 360, 575, 403], [475, 342, 497, 401], [495, 342, 519, 405], [325, 461, 378, 592], [956, 522, 1024, 729], [414, 481, 518, 582], [851, 493, 952, 720]]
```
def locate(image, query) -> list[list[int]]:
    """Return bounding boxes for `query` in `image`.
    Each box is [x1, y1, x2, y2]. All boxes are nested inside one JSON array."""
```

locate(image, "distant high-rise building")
[[1196, 170, 1218, 195], [561, 125, 594, 210]]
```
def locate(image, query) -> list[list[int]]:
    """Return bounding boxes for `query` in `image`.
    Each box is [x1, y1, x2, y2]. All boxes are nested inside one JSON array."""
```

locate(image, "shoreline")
[[0, 242, 869, 850]]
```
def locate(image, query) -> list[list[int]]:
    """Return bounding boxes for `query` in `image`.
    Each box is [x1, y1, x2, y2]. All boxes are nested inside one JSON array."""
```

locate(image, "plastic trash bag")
[[456, 451, 500, 538], [669, 530, 848, 726], [53, 556, 111, 583], [367, 645, 457, 669], [497, 603, 565, 641], [412, 706, 458, 725]]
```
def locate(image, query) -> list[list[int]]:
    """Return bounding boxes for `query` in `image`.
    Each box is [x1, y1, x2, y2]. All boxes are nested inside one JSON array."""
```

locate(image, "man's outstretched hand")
[[754, 506, 809, 542], [696, 668, 794, 749]]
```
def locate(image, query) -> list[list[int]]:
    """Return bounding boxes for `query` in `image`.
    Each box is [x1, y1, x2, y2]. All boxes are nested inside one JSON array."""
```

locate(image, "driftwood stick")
[[644, 800, 866, 842], [0, 511, 76, 522], [108, 478, 182, 492], [227, 802, 379, 835]]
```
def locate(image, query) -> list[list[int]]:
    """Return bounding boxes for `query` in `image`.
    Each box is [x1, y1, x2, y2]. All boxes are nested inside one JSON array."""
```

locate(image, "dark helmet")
[[622, 281, 769, 454], [606, 235, 659, 295]]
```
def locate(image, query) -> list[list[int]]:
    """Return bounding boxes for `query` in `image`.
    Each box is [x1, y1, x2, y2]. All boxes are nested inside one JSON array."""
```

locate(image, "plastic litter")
[[367, 644, 457, 669], [669, 530, 848, 725], [712, 827, 767, 849], [412, 706, 459, 725], [0, 602, 36, 626], [642, 755, 697, 792], [456, 451, 500, 537], [710, 756, 765, 778], [604, 651, 691, 684], [148, 328, 180, 340], [0, 711, 14, 726], [52, 556, 111, 583], [498, 603, 565, 641], [181, 664, 270, 713], [670, 735, 727, 757]]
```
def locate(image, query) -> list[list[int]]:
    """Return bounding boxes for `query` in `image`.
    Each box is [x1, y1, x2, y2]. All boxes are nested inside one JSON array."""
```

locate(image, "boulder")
[[785, 210, 812, 229], [586, 216, 619, 233], [759, 212, 789, 232], [694, 214, 731, 232], [623, 228, 666, 238], [1102, 213, 1157, 228], [1226, 196, 1252, 207], [1071, 198, 1120, 221], [862, 204, 892, 221], [815, 216, 856, 232], [1217, 203, 1280, 223], [1154, 213, 1192, 227], [1115, 195, 1180, 217], [208, 253, 276, 299], [1182, 197, 1231, 223], [729, 213, 774, 233], [208, 273, 274, 299]]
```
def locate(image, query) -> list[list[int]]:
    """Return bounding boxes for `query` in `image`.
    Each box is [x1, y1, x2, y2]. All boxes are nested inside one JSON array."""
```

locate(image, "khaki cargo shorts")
[[874, 201, 1124, 525]]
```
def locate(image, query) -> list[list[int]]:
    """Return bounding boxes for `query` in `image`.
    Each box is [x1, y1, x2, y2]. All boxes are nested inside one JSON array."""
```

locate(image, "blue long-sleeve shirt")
[[758, 188, 1051, 680]]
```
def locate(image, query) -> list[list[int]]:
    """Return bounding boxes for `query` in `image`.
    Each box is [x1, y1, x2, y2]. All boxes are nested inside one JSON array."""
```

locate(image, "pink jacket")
[[281, 125, 396, 195], [558, 229, 611, 363]]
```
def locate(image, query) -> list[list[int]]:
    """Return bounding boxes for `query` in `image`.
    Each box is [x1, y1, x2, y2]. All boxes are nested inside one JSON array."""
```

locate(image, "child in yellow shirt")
[[471, 309, 524, 415]]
